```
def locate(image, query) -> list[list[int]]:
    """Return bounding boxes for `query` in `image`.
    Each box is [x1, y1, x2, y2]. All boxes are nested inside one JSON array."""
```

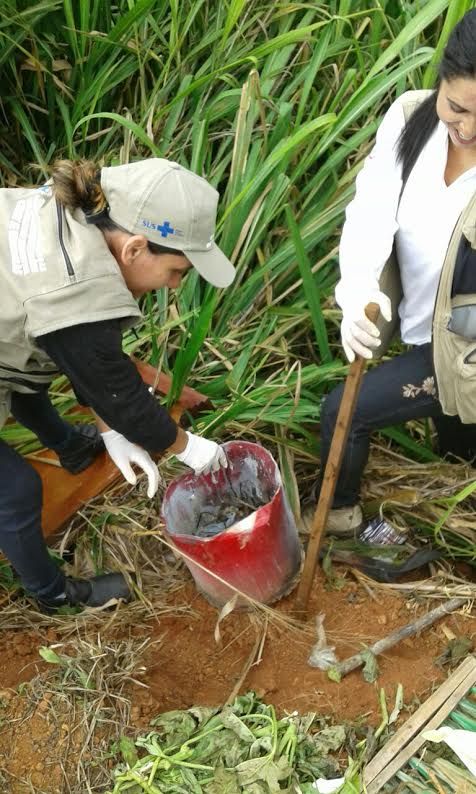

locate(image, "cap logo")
[[157, 220, 174, 238], [142, 218, 184, 238]]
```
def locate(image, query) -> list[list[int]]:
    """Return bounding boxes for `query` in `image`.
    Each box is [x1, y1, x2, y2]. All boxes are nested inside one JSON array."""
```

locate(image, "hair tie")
[[85, 206, 110, 224]]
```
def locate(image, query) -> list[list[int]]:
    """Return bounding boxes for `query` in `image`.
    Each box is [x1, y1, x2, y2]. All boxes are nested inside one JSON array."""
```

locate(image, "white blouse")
[[337, 93, 476, 344]]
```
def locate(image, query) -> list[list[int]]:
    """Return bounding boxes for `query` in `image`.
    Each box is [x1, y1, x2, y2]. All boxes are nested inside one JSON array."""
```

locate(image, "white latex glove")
[[337, 283, 392, 363], [175, 431, 227, 476], [101, 430, 160, 498]]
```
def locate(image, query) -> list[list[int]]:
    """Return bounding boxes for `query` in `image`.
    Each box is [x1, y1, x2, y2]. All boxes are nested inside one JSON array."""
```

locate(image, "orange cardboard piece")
[[30, 449, 120, 543], [27, 359, 208, 542]]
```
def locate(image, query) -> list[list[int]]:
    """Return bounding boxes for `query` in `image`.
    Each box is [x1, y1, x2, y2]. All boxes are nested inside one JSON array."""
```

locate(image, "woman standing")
[[318, 9, 476, 536]]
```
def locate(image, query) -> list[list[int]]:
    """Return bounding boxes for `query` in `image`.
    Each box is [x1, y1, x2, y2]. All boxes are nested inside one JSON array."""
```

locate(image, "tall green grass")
[[1, 0, 475, 548]]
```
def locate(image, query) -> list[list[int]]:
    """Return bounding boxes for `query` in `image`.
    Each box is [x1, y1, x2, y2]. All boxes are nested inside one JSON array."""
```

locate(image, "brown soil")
[[0, 568, 474, 794], [130, 570, 474, 727], [0, 690, 90, 794]]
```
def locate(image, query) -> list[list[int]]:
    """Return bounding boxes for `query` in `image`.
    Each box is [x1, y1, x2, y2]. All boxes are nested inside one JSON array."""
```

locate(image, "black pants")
[[0, 391, 73, 599], [320, 343, 476, 507]]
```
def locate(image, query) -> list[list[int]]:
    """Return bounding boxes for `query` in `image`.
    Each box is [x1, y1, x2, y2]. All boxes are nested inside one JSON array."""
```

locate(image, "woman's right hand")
[[101, 429, 160, 498], [337, 285, 392, 362]]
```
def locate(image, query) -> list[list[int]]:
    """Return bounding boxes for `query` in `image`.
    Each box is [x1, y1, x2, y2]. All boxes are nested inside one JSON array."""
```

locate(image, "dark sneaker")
[[57, 424, 105, 474], [37, 573, 132, 612]]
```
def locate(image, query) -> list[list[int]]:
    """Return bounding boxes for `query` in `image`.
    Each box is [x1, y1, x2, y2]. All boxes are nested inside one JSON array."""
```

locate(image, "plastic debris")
[[422, 726, 476, 778], [313, 776, 345, 792], [308, 614, 338, 670], [359, 516, 406, 545], [195, 504, 252, 538]]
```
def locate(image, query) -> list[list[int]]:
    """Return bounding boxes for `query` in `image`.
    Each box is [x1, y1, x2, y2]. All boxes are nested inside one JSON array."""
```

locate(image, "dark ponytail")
[[51, 159, 106, 217], [396, 93, 438, 186], [396, 8, 476, 182], [51, 159, 181, 257]]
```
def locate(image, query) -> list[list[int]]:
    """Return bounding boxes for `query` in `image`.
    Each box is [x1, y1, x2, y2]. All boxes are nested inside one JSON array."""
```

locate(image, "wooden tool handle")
[[295, 302, 380, 618]]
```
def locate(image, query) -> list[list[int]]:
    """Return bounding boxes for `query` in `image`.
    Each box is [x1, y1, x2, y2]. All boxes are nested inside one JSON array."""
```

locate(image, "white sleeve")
[[336, 96, 407, 306]]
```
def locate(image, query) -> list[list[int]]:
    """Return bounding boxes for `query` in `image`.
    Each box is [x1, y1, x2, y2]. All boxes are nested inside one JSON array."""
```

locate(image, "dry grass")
[[1, 439, 475, 633], [0, 634, 154, 793], [0, 442, 474, 792]]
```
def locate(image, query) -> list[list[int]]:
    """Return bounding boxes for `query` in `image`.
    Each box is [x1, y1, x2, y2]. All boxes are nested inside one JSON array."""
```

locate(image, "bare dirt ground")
[[0, 565, 474, 794]]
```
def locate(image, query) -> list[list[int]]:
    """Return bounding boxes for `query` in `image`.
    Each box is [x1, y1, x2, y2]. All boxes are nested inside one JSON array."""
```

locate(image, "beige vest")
[[432, 191, 476, 422], [0, 184, 141, 427]]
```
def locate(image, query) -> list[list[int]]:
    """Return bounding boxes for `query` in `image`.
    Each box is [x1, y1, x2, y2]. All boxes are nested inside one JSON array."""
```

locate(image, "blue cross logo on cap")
[[157, 220, 174, 238]]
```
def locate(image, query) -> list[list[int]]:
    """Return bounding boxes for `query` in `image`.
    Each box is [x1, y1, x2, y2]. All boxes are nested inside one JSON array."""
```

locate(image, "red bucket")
[[161, 441, 302, 607]]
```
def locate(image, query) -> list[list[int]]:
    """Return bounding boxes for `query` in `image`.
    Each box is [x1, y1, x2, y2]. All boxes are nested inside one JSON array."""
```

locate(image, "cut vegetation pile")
[[108, 692, 351, 794]]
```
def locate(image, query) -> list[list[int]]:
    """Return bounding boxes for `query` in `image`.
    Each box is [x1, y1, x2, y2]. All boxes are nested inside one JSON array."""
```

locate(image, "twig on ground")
[[328, 597, 468, 681]]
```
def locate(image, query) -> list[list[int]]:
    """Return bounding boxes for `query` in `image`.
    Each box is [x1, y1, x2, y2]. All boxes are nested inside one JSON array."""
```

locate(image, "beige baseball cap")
[[100, 159, 235, 288]]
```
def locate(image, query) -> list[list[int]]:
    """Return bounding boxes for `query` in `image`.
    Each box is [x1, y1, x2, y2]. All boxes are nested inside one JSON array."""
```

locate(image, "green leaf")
[[361, 649, 379, 684], [422, 0, 471, 88], [204, 766, 240, 794], [220, 709, 256, 742], [338, 771, 363, 794], [313, 725, 346, 756], [39, 646, 63, 665], [168, 291, 218, 406], [149, 710, 197, 747], [118, 736, 139, 767], [236, 754, 291, 790], [366, 0, 450, 80], [73, 112, 162, 156], [285, 204, 332, 365], [327, 667, 342, 684]]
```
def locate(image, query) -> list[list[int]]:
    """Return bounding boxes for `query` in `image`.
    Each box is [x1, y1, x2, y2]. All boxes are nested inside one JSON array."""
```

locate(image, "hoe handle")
[[295, 302, 380, 618]]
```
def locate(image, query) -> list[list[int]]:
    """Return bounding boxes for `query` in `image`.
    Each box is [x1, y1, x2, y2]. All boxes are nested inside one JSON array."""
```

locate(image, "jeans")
[[319, 343, 476, 507], [10, 389, 74, 451], [0, 391, 72, 598]]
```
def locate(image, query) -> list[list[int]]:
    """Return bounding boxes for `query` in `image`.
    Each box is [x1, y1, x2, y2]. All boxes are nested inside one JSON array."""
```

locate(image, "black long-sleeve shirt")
[[38, 320, 178, 453]]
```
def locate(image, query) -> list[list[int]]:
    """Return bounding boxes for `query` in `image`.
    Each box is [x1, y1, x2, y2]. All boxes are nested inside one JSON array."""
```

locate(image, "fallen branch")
[[328, 596, 468, 681]]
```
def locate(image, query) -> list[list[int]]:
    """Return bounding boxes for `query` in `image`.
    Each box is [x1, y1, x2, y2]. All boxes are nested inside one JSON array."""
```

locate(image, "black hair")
[[396, 8, 476, 185]]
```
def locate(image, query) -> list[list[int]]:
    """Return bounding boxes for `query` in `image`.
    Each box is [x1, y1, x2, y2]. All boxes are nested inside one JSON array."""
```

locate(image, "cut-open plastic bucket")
[[161, 440, 302, 607]]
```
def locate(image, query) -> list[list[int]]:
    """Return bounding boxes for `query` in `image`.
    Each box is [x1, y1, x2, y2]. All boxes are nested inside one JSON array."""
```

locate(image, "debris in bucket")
[[195, 504, 251, 538], [193, 473, 267, 538]]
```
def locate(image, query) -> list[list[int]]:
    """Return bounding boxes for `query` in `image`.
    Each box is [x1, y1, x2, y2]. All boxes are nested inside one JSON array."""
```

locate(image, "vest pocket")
[[454, 342, 476, 423], [449, 304, 476, 339], [448, 295, 476, 339]]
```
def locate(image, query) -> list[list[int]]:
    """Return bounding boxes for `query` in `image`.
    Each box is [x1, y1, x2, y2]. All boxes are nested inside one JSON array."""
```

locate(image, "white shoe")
[[300, 504, 363, 538], [327, 504, 364, 537]]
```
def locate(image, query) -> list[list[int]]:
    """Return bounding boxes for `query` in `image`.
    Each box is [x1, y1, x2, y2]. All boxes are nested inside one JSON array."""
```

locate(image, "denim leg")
[[319, 344, 443, 507], [433, 413, 476, 461], [0, 438, 65, 598], [10, 390, 73, 450]]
